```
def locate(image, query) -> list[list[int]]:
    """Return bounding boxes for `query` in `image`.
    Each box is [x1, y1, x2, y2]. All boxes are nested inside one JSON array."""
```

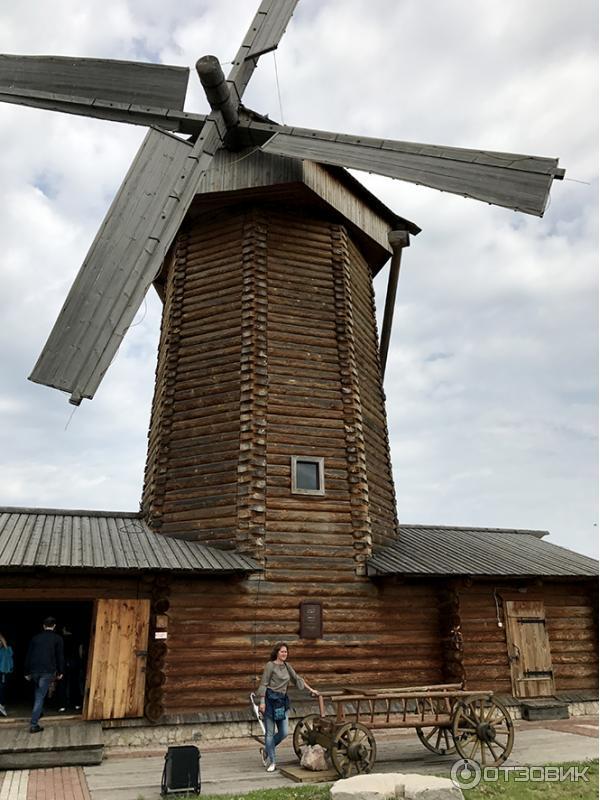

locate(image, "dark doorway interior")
[[0, 600, 93, 719]]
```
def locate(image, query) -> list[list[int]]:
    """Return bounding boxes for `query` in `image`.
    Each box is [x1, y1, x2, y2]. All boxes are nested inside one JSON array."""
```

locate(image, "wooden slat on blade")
[[29, 123, 222, 403], [228, 0, 299, 97], [0, 87, 205, 133], [261, 132, 559, 216], [244, 0, 300, 59], [0, 54, 189, 110]]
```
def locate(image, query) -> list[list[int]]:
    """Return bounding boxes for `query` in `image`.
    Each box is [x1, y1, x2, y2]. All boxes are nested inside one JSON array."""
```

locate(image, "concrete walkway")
[[0, 716, 596, 799], [85, 716, 598, 800]]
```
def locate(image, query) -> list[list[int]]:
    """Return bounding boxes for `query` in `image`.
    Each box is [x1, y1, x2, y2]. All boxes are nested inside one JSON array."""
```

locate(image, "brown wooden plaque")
[[300, 601, 322, 639]]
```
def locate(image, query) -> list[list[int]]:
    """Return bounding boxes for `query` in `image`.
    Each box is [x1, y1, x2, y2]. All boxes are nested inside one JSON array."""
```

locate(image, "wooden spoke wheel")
[[416, 725, 456, 755], [292, 714, 321, 759], [451, 695, 514, 766], [329, 721, 377, 778]]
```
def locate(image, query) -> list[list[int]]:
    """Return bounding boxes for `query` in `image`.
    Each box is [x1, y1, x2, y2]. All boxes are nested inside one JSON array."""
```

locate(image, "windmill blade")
[[254, 124, 564, 217], [227, 0, 299, 98], [29, 120, 223, 404], [0, 54, 189, 109], [0, 54, 202, 131], [0, 86, 206, 134]]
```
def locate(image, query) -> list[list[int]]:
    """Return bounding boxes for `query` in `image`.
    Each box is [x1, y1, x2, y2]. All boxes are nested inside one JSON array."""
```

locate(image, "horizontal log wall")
[[459, 579, 598, 694], [535, 581, 597, 691], [163, 575, 443, 711], [0, 573, 151, 599], [143, 214, 244, 548], [263, 213, 370, 578], [347, 238, 399, 549]]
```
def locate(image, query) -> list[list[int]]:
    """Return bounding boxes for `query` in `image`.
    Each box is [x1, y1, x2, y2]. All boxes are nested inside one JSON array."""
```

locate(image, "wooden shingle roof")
[[0, 508, 259, 574], [368, 525, 599, 578]]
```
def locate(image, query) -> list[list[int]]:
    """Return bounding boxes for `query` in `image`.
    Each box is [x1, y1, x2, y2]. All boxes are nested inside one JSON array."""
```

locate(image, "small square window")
[[291, 456, 325, 496]]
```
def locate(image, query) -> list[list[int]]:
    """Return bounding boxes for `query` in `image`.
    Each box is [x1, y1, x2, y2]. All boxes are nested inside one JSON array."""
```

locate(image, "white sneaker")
[[266, 762, 276, 772], [0, 704, 6, 717]]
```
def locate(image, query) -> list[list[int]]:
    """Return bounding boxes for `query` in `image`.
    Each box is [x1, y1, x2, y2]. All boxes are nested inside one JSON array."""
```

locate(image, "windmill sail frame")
[[0, 0, 564, 402]]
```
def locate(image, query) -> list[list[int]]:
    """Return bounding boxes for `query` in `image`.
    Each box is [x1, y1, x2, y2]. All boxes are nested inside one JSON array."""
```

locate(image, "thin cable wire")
[[273, 52, 285, 124], [565, 177, 591, 185], [64, 405, 78, 431], [130, 297, 148, 329], [227, 146, 262, 166]]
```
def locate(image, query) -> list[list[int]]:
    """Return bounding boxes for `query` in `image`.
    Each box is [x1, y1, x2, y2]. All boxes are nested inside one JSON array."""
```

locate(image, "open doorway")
[[0, 600, 93, 721]]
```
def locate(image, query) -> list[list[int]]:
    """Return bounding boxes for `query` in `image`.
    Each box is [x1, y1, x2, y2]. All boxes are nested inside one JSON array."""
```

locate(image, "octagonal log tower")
[[143, 150, 417, 565], [141, 151, 440, 712]]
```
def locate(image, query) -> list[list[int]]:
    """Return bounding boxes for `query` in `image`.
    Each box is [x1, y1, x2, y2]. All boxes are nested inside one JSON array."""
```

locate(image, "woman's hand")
[[259, 703, 266, 716]]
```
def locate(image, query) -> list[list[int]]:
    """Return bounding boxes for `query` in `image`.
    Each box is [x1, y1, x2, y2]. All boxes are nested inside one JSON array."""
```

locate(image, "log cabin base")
[[98, 694, 599, 749]]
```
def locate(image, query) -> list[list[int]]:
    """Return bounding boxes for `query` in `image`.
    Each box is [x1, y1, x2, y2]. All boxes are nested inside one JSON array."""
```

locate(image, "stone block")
[[330, 774, 399, 800], [402, 773, 464, 799], [330, 772, 463, 800]]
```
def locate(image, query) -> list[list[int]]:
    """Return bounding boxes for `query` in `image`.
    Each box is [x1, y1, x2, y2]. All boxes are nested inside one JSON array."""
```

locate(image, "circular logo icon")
[[451, 758, 482, 789]]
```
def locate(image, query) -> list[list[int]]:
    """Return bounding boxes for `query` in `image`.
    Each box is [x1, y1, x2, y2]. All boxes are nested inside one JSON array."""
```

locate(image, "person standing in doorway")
[[56, 624, 83, 713], [24, 617, 64, 733], [257, 642, 317, 772], [0, 633, 13, 716]]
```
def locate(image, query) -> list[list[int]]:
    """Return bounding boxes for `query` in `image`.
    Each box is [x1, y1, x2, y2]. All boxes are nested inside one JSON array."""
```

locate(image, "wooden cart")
[[293, 683, 514, 778]]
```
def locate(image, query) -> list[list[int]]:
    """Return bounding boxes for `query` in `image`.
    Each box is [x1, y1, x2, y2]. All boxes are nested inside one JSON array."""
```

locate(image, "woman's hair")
[[0, 634, 6, 648], [270, 641, 289, 661]]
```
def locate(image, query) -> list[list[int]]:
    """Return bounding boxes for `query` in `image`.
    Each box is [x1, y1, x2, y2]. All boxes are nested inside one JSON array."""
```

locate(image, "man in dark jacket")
[[24, 617, 65, 733]]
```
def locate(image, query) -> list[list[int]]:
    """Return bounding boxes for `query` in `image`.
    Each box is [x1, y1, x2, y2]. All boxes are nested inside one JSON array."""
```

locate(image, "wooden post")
[[379, 229, 410, 379]]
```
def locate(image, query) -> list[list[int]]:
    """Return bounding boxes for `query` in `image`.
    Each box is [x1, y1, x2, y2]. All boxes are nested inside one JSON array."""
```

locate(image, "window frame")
[[291, 455, 325, 496]]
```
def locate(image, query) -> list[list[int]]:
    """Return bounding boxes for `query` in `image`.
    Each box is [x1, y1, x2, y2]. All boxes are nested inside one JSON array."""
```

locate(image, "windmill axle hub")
[[196, 55, 239, 129]]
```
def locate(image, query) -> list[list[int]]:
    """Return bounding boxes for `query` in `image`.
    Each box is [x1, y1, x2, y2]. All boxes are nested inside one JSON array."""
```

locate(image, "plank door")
[[504, 600, 555, 697], [84, 598, 150, 720]]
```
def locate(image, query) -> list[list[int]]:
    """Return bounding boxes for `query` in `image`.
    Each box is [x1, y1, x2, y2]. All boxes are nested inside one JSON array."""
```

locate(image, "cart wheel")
[[416, 725, 456, 755], [451, 695, 514, 766], [329, 722, 377, 778], [292, 714, 320, 759]]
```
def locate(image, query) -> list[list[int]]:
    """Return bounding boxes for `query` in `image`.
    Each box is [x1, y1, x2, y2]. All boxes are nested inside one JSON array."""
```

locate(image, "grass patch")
[[174, 788, 331, 800], [167, 760, 598, 800]]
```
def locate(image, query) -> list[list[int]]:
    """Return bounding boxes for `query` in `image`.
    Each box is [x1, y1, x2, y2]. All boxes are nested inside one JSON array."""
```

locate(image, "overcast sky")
[[0, 0, 597, 558]]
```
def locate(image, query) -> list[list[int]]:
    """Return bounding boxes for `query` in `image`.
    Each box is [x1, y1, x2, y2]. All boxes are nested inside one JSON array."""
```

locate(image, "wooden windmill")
[[3, 4, 597, 730], [1, 1, 564, 571]]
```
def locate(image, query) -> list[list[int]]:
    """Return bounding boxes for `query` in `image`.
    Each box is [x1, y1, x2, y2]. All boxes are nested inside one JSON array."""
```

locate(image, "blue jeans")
[[265, 712, 288, 764], [30, 673, 53, 726]]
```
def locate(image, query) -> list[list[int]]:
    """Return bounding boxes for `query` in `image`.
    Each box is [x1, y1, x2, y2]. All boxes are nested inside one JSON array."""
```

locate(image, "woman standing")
[[0, 633, 13, 716], [257, 642, 316, 772]]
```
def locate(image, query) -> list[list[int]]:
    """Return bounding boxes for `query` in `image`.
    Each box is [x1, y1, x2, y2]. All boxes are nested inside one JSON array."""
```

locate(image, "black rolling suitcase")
[[161, 745, 201, 795]]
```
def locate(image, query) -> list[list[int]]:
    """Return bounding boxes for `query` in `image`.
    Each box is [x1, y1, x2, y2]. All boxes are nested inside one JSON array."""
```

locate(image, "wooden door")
[[84, 598, 150, 720], [504, 600, 555, 697]]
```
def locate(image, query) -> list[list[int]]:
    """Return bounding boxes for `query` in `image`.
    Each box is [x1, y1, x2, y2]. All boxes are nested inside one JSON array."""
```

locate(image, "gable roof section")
[[0, 508, 259, 574], [368, 524, 598, 578]]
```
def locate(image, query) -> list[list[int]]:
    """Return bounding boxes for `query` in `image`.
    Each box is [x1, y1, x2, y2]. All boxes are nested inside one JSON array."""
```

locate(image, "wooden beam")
[[379, 230, 410, 379]]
